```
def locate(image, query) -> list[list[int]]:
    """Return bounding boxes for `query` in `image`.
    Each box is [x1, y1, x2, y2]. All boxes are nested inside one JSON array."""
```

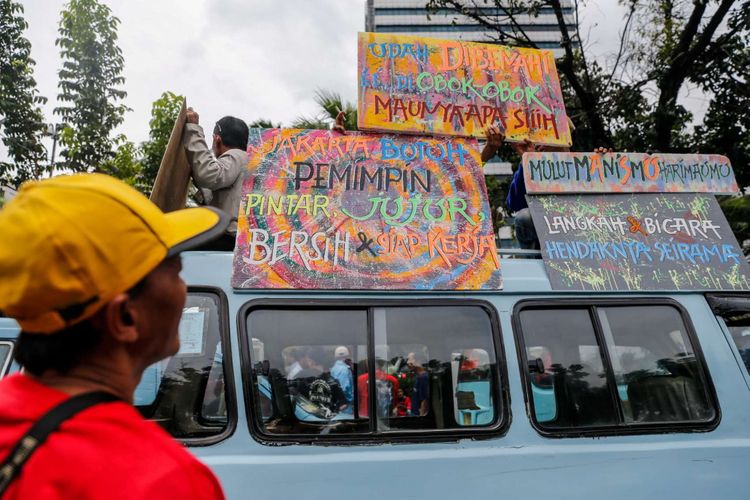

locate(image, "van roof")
[[182, 251, 733, 295], [183, 251, 553, 293]]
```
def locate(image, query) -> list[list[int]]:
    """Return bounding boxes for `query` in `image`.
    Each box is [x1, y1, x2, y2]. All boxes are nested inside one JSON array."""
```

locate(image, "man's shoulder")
[[3, 395, 223, 498], [221, 148, 249, 163]]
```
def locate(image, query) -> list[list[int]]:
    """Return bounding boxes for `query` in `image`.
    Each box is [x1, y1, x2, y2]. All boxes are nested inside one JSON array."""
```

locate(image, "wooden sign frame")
[[149, 99, 190, 212]]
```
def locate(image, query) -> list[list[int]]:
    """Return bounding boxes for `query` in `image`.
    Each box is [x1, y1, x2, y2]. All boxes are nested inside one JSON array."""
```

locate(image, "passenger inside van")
[[357, 358, 400, 418], [407, 351, 430, 417], [288, 347, 349, 420], [331, 346, 354, 408]]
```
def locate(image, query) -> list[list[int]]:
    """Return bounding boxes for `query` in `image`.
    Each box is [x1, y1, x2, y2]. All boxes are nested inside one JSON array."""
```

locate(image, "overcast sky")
[[10, 0, 710, 161]]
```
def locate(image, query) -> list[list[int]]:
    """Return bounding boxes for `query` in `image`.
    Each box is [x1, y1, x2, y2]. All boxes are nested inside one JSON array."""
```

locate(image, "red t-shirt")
[[356, 369, 399, 418], [0, 374, 224, 499]]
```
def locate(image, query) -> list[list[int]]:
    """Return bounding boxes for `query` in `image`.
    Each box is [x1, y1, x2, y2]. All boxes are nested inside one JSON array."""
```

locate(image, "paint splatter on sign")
[[527, 193, 750, 291], [357, 32, 571, 145], [523, 152, 738, 194], [231, 129, 502, 290]]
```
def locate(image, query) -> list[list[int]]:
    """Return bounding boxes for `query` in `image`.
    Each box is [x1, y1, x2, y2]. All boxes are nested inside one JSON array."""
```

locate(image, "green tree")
[[292, 89, 357, 130], [101, 137, 141, 187], [138, 91, 183, 195], [54, 0, 128, 172], [719, 196, 750, 247], [692, 1, 749, 191], [0, 0, 48, 188], [426, 0, 741, 152]]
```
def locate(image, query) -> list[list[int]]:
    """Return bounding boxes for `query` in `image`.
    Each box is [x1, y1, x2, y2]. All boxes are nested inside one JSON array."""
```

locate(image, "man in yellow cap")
[[0, 174, 228, 498]]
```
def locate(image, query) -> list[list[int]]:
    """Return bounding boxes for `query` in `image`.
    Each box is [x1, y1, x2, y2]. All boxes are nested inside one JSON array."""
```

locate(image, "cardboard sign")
[[523, 152, 738, 194], [149, 99, 190, 212], [527, 193, 750, 291], [357, 32, 571, 145], [231, 129, 502, 290]]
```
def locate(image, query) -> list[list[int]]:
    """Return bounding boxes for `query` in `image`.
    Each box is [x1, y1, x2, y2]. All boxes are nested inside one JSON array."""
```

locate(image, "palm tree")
[[291, 89, 357, 131], [248, 118, 281, 129]]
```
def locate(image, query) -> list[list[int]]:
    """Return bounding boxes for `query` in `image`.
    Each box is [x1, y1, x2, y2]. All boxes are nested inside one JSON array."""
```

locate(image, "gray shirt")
[[182, 123, 248, 233]]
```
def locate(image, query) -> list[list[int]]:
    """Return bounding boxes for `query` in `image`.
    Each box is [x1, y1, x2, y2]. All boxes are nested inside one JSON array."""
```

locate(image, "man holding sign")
[[182, 108, 249, 250], [481, 125, 544, 249]]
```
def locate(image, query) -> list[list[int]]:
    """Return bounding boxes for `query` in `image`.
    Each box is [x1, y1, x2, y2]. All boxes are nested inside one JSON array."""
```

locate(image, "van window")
[[247, 309, 369, 436], [134, 291, 231, 442], [0, 342, 13, 376], [518, 303, 716, 434], [520, 309, 617, 428], [244, 303, 502, 441], [373, 307, 499, 431], [708, 295, 750, 376]]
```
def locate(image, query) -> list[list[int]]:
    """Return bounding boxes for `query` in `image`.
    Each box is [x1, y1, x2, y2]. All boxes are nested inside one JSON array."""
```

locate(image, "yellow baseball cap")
[[0, 173, 230, 334]]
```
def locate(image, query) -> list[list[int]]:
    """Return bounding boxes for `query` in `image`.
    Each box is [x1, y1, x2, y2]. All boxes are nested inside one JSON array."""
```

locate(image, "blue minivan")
[[1, 251, 749, 499]]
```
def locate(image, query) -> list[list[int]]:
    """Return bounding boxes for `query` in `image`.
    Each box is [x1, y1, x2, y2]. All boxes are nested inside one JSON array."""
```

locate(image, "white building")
[[364, 0, 577, 56]]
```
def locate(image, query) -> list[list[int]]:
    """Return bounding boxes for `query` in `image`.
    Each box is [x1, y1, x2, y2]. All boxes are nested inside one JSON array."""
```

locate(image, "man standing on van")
[[0, 174, 228, 498], [183, 108, 249, 250]]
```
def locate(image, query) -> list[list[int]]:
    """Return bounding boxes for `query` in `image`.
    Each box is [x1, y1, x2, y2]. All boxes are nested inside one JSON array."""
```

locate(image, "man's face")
[[211, 134, 221, 157], [129, 256, 187, 366]]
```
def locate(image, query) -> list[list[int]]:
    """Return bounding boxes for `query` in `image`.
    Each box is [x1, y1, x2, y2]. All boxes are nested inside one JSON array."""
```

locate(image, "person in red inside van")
[[0, 174, 229, 499]]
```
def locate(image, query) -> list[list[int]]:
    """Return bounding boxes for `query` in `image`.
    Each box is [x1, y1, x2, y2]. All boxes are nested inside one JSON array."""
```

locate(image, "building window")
[[517, 302, 717, 434], [373, 7, 574, 16], [242, 302, 504, 443]]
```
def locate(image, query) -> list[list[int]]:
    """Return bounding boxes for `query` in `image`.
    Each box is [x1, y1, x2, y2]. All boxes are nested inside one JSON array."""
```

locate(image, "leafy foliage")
[[719, 196, 750, 246], [426, 0, 743, 154], [54, 0, 128, 172], [101, 136, 140, 187], [0, 0, 48, 188], [692, 1, 750, 191]]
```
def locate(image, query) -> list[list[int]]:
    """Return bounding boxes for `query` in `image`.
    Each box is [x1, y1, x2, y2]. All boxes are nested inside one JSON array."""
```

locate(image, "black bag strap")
[[0, 391, 119, 494]]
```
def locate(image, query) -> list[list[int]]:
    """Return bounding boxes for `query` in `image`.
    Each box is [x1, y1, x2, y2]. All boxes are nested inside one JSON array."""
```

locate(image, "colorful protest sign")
[[527, 193, 750, 291], [231, 129, 502, 290], [523, 152, 738, 194], [357, 32, 571, 145]]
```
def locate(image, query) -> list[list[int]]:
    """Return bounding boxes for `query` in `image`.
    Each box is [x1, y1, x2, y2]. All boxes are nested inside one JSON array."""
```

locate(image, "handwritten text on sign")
[[231, 129, 502, 290], [523, 152, 738, 194], [527, 193, 750, 291], [357, 32, 571, 145]]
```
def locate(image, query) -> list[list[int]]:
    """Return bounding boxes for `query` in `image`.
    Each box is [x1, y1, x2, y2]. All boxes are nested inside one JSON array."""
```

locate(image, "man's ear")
[[100, 293, 140, 344]]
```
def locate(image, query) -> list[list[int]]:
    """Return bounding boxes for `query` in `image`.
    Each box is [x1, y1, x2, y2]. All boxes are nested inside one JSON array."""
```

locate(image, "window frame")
[[0, 341, 14, 377], [706, 293, 750, 389], [238, 298, 509, 446], [513, 298, 720, 438], [171, 287, 237, 447]]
